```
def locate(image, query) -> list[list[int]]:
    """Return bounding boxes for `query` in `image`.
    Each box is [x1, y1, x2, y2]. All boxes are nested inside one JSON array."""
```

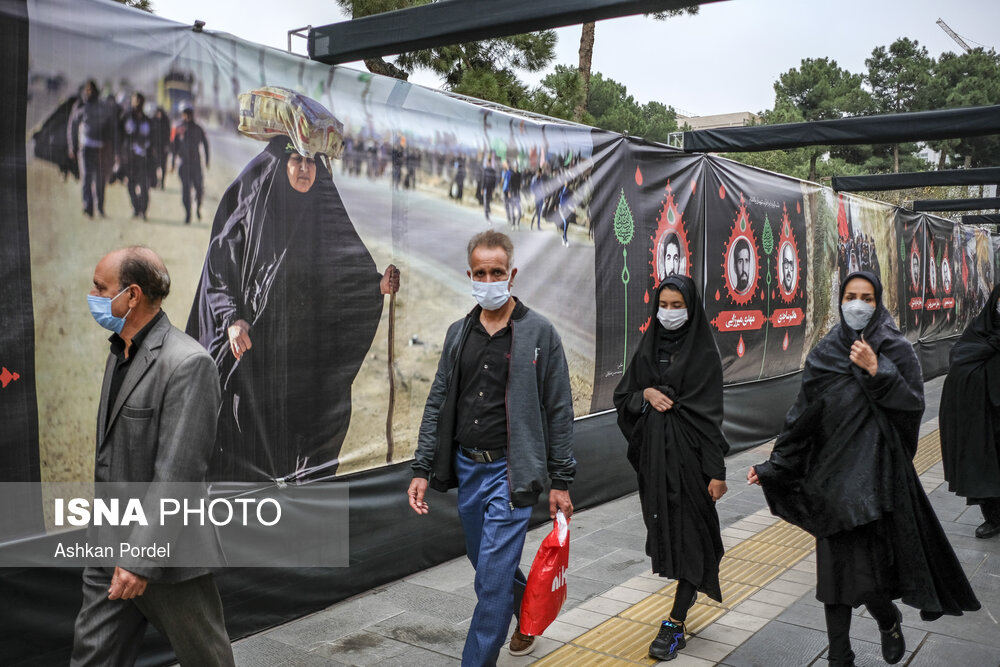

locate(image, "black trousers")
[[670, 579, 698, 622], [824, 598, 897, 662], [980, 497, 1000, 523], [71, 568, 235, 666]]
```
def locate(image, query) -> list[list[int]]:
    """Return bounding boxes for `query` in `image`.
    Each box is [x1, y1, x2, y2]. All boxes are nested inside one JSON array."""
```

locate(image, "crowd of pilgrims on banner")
[[339, 132, 591, 245], [39, 80, 210, 223], [838, 232, 881, 283], [613, 269, 988, 664]]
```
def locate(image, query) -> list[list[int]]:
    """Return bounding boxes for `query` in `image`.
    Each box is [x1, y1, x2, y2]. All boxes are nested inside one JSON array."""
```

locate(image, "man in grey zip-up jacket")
[[408, 230, 575, 665]]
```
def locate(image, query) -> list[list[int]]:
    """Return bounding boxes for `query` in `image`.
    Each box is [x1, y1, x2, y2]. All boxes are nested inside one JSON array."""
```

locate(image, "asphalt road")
[[212, 131, 598, 359], [338, 169, 597, 360]]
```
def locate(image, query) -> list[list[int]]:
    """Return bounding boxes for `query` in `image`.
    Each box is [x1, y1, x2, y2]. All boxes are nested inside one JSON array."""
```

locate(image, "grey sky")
[[153, 0, 998, 117]]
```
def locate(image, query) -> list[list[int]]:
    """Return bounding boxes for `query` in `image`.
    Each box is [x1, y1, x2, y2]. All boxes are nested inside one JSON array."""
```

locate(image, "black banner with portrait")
[[922, 215, 961, 340], [895, 210, 926, 341], [703, 159, 808, 383], [591, 141, 705, 410]]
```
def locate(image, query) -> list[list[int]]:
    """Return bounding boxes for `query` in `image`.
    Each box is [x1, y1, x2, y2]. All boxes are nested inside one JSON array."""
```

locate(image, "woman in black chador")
[[187, 136, 398, 482], [614, 275, 729, 662], [748, 272, 979, 667], [940, 284, 1000, 539]]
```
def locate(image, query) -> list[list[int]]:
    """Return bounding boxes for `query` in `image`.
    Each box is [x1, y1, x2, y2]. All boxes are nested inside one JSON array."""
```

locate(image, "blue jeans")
[[456, 452, 532, 666]]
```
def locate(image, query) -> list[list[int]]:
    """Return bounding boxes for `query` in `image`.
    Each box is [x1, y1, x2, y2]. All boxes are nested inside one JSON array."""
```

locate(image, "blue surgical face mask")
[[471, 278, 511, 311], [841, 298, 875, 331], [87, 287, 132, 334], [657, 307, 688, 330]]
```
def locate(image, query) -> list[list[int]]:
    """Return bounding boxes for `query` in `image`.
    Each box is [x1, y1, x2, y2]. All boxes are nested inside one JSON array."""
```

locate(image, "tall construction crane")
[[937, 18, 972, 53]]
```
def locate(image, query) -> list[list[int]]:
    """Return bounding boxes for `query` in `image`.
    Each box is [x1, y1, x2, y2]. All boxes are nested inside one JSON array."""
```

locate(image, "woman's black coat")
[[940, 284, 1000, 499], [614, 276, 729, 601], [755, 272, 978, 616]]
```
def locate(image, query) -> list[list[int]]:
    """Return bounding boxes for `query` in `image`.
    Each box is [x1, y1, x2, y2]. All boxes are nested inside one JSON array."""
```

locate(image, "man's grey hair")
[[467, 230, 514, 268], [118, 245, 171, 303]]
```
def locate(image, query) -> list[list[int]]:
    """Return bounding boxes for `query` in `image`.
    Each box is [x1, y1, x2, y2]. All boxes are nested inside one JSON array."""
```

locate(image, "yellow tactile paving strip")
[[534, 430, 942, 665]]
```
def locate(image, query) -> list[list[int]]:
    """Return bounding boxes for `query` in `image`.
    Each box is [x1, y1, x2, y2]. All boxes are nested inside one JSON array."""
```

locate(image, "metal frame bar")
[[912, 197, 1000, 212], [833, 167, 1000, 192], [307, 0, 724, 64]]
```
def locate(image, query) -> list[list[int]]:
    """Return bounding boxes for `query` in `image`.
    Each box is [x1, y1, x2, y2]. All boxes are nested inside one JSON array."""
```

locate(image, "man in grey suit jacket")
[[72, 246, 235, 666]]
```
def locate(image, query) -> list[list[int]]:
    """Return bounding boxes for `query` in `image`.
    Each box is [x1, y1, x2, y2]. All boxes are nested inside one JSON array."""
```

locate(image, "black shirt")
[[454, 304, 523, 451], [106, 310, 164, 425]]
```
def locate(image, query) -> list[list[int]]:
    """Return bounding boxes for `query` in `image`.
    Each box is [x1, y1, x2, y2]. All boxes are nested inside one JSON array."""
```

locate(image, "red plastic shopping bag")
[[519, 510, 570, 635]]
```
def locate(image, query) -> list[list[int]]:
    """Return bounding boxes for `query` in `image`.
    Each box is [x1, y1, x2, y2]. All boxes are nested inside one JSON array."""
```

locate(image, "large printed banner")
[[591, 145, 704, 409], [703, 160, 808, 383], [8, 0, 598, 493], [4, 0, 1000, 661], [897, 210, 927, 340], [3, 0, 998, 549]]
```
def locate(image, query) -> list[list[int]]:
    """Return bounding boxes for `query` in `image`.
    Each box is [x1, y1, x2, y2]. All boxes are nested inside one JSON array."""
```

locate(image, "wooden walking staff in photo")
[[386, 289, 396, 464]]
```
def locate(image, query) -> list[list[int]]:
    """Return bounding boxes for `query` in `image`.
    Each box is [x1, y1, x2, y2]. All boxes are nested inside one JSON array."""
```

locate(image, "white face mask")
[[471, 279, 510, 311], [657, 307, 688, 330], [842, 299, 875, 331]]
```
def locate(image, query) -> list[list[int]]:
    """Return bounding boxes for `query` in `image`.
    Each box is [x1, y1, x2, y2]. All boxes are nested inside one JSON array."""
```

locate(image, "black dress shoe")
[[976, 520, 1000, 539], [879, 605, 905, 664]]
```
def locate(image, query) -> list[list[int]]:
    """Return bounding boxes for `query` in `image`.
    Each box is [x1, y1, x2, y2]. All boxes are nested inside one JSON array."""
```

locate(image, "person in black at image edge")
[[940, 284, 1000, 540]]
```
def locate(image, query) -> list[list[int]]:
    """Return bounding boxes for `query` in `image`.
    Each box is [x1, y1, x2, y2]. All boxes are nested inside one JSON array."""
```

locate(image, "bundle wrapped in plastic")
[[237, 86, 344, 161]]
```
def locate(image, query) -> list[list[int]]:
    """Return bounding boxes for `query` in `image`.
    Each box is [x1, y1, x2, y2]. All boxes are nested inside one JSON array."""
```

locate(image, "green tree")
[[927, 48, 1000, 169], [334, 0, 427, 79], [113, 0, 152, 11], [574, 7, 698, 122], [864, 38, 933, 172], [334, 0, 556, 107], [395, 32, 555, 106], [523, 65, 587, 121], [773, 57, 870, 181], [527, 69, 679, 142], [723, 100, 866, 181]]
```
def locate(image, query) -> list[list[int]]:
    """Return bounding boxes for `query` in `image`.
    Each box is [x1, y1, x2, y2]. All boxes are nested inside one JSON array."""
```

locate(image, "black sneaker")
[[879, 605, 905, 664], [975, 520, 1000, 539], [648, 620, 685, 661]]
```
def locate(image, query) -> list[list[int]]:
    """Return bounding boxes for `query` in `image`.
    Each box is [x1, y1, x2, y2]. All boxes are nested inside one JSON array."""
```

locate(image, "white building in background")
[[669, 111, 760, 147], [676, 111, 760, 131]]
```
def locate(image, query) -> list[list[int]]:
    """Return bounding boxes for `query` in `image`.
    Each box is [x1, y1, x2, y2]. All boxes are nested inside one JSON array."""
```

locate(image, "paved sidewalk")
[[228, 377, 1000, 665]]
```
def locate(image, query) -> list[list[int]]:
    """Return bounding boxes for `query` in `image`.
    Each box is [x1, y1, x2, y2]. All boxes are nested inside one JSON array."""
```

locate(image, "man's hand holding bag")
[[519, 510, 569, 636]]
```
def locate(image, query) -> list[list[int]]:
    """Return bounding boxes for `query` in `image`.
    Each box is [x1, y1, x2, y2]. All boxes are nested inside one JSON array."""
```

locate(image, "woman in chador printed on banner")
[[748, 271, 979, 666], [614, 275, 729, 662]]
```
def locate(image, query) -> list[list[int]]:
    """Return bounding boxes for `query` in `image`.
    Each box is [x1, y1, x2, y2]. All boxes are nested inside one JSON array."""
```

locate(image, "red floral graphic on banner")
[[909, 236, 922, 292], [0, 366, 21, 389], [926, 238, 938, 298], [720, 194, 760, 307], [775, 204, 801, 304], [651, 180, 692, 286], [941, 246, 953, 298]]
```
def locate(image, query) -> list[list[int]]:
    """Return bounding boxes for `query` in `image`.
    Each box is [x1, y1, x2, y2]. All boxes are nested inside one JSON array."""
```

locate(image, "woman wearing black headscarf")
[[614, 275, 729, 662], [940, 284, 1000, 539], [188, 136, 398, 482], [748, 271, 979, 667]]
